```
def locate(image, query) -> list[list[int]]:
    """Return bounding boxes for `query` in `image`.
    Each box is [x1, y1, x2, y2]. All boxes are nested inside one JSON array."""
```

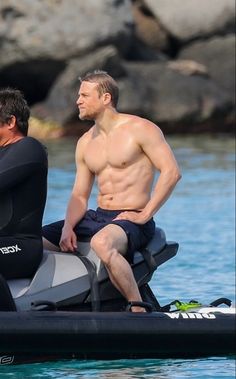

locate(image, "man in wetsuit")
[[0, 88, 48, 279], [43, 70, 181, 312]]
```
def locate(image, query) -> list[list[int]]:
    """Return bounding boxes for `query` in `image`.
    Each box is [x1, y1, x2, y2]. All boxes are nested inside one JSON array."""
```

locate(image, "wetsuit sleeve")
[[0, 137, 47, 193]]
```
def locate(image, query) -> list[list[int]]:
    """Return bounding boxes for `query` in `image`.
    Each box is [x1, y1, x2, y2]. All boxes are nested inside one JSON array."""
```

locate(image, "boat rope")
[[77, 255, 101, 312]]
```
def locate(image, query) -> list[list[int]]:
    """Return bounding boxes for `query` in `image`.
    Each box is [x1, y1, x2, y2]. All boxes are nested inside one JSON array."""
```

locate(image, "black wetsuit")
[[0, 137, 48, 279]]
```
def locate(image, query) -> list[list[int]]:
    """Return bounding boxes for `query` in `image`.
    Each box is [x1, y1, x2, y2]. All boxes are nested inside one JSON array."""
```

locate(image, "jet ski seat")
[[6, 227, 178, 311]]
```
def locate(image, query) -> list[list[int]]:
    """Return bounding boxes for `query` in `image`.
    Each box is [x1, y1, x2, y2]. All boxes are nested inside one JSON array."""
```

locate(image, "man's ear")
[[103, 92, 112, 105], [7, 115, 17, 130]]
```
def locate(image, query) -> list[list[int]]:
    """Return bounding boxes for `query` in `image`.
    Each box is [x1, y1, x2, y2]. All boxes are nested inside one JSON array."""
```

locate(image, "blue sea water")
[[0, 135, 235, 378]]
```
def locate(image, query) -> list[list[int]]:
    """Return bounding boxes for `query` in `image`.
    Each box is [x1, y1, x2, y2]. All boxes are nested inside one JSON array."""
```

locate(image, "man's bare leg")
[[90, 224, 146, 312], [106, 252, 145, 312]]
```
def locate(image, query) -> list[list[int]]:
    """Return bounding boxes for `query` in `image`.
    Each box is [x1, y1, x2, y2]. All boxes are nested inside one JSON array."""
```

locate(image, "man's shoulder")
[[120, 114, 161, 133], [18, 137, 48, 161], [19, 136, 43, 148], [77, 127, 94, 144]]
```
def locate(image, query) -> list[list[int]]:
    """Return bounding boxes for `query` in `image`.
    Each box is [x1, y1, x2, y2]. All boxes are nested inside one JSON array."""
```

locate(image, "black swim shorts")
[[43, 207, 156, 263]]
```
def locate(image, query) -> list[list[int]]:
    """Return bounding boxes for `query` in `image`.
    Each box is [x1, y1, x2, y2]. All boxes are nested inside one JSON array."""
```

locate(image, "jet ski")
[[0, 228, 235, 365]]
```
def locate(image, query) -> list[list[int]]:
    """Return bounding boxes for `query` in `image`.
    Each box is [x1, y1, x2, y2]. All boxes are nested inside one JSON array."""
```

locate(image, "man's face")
[[76, 81, 104, 121]]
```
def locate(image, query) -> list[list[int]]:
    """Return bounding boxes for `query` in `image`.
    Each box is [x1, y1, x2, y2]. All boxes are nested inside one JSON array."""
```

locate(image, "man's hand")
[[113, 210, 149, 225], [59, 225, 77, 252]]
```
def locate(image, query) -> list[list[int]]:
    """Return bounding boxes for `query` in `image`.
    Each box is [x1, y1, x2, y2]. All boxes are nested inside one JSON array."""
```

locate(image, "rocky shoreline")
[[0, 0, 235, 138]]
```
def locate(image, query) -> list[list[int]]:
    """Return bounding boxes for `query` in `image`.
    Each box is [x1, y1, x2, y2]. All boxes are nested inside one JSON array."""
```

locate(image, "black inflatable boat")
[[0, 228, 235, 365]]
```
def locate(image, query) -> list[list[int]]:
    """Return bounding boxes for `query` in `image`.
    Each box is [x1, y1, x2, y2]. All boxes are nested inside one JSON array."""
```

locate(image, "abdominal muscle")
[[96, 161, 154, 210]]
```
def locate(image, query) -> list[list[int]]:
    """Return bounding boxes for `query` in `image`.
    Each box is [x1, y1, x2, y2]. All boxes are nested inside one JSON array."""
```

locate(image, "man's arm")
[[59, 135, 94, 252], [0, 138, 47, 193], [141, 120, 181, 222], [115, 119, 181, 224]]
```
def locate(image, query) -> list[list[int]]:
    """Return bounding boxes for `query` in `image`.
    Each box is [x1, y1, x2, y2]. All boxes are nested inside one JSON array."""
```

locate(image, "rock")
[[179, 35, 235, 103], [131, 0, 169, 51], [28, 117, 63, 139], [0, 0, 234, 134], [118, 62, 232, 132], [167, 60, 208, 77], [144, 0, 235, 42], [0, 0, 133, 68]]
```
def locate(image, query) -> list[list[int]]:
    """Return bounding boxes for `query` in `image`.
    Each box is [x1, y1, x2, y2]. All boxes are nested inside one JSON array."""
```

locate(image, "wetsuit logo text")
[[0, 245, 22, 254]]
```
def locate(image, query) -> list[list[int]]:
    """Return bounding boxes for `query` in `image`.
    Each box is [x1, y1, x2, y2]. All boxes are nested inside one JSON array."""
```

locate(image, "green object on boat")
[[174, 300, 203, 311]]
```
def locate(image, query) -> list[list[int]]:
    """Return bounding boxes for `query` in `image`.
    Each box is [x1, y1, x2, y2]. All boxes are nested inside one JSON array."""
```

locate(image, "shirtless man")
[[43, 70, 181, 312]]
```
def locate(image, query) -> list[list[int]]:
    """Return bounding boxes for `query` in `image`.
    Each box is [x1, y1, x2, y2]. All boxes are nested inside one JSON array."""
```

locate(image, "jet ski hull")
[[0, 309, 235, 365]]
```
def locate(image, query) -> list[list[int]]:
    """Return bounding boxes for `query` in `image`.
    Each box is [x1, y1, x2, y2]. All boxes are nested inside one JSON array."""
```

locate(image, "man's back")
[[0, 136, 48, 238]]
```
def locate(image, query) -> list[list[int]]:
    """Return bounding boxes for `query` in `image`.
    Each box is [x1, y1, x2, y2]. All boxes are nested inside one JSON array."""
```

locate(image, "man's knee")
[[90, 232, 116, 265], [90, 232, 109, 254]]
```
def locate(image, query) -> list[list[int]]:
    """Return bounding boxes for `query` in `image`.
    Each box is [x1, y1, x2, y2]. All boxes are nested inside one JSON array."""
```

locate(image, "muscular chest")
[[84, 134, 141, 173]]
